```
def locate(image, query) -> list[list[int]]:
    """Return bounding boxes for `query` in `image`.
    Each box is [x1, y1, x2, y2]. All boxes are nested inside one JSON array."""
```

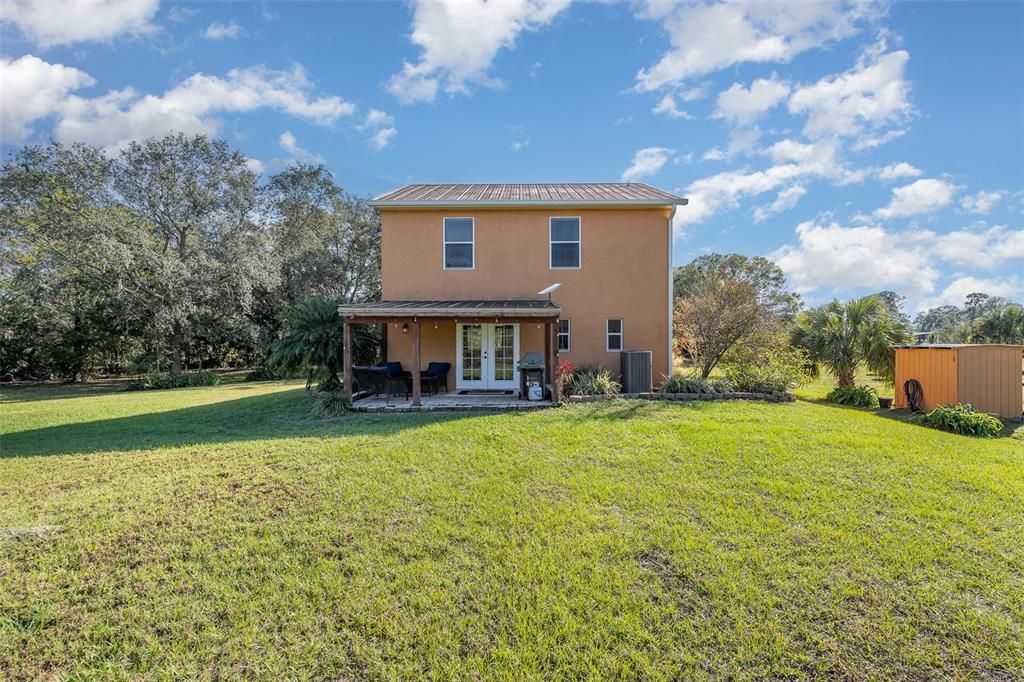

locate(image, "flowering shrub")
[[555, 359, 576, 394]]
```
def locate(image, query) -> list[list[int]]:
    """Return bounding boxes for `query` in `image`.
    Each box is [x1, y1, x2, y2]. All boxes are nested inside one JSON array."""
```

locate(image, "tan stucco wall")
[[381, 207, 672, 379]]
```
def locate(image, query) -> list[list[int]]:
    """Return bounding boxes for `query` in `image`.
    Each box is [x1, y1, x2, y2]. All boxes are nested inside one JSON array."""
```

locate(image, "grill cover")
[[519, 352, 545, 369]]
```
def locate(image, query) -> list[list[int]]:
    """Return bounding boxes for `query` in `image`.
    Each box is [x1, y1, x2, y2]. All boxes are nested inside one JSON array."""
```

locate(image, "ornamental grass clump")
[[565, 364, 621, 396], [918, 404, 1003, 438], [310, 390, 351, 418], [826, 385, 880, 408], [660, 374, 733, 394]]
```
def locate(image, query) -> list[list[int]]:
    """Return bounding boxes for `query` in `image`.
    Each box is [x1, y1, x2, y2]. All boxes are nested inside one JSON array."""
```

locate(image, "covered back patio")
[[338, 300, 562, 407]]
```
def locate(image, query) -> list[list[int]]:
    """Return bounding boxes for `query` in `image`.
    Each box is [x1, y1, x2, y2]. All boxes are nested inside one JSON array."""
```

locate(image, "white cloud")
[[368, 127, 397, 151], [877, 162, 922, 181], [916, 276, 1022, 312], [652, 94, 692, 119], [203, 20, 242, 40], [753, 184, 807, 222], [960, 190, 1005, 215], [168, 6, 200, 23], [702, 147, 726, 162], [278, 130, 325, 165], [0, 54, 95, 143], [771, 220, 940, 297], [874, 178, 956, 219], [55, 64, 355, 151], [927, 224, 1024, 269], [0, 0, 158, 47], [713, 77, 790, 126], [386, 0, 571, 104], [622, 147, 674, 181], [635, 0, 874, 91], [770, 220, 1024, 305], [680, 84, 709, 101], [788, 42, 912, 145], [356, 108, 397, 151]]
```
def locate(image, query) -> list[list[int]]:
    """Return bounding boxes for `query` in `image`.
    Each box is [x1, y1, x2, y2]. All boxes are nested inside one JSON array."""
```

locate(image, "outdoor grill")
[[518, 352, 546, 400]]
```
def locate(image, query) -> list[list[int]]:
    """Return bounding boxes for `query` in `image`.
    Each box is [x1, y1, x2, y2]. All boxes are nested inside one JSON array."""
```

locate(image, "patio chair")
[[421, 362, 451, 394], [353, 366, 408, 403]]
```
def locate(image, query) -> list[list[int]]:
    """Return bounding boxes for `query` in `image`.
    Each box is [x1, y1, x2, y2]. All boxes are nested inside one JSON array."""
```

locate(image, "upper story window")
[[443, 217, 474, 269], [606, 318, 623, 352], [557, 319, 571, 352], [550, 217, 581, 269]]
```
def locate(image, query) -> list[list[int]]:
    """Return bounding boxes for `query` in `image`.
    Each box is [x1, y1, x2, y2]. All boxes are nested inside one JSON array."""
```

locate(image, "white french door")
[[456, 323, 519, 390]]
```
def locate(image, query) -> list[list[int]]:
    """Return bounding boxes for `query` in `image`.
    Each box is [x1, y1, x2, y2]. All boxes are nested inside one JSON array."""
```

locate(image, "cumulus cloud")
[[55, 64, 355, 151], [0, 0, 158, 47], [770, 220, 1024, 304], [713, 77, 790, 126], [752, 184, 807, 222], [278, 130, 325, 164], [916, 276, 1022, 312], [652, 94, 693, 119], [356, 108, 397, 151], [202, 21, 242, 40], [877, 162, 922, 181], [0, 54, 95, 143], [874, 178, 956, 219], [621, 147, 674, 181], [926, 224, 1024, 269], [386, 0, 571, 104], [771, 221, 940, 297], [960, 190, 1005, 215], [788, 41, 913, 145], [635, 0, 875, 91]]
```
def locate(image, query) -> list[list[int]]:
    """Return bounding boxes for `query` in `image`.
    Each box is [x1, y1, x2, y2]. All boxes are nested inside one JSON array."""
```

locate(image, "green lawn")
[[2, 379, 1022, 679]]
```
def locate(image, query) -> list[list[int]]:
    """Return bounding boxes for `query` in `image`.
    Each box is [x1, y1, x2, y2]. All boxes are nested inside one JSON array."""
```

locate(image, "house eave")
[[369, 198, 688, 209]]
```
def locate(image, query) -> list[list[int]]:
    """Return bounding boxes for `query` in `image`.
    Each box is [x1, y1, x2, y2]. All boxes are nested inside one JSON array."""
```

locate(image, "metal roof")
[[338, 299, 560, 318], [895, 343, 1024, 349], [370, 183, 687, 208]]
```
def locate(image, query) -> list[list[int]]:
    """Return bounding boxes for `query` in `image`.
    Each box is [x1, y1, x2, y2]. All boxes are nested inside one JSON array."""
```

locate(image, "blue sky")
[[1, 0, 1021, 312]]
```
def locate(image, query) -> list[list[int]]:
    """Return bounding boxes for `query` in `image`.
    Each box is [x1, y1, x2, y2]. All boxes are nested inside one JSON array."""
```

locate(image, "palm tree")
[[268, 297, 376, 391], [790, 295, 911, 388]]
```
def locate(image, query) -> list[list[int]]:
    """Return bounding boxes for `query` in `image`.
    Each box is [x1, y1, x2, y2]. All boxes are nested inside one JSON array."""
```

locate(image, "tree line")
[[0, 133, 381, 382]]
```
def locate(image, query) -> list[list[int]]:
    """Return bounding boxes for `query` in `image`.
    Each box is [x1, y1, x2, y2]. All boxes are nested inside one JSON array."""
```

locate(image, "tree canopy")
[[0, 135, 381, 381]]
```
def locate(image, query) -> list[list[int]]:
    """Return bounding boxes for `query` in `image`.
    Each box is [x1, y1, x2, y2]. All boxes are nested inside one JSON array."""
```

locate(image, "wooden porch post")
[[380, 322, 388, 362], [343, 318, 353, 401], [551, 318, 561, 404], [543, 320, 552, 401], [411, 320, 421, 407]]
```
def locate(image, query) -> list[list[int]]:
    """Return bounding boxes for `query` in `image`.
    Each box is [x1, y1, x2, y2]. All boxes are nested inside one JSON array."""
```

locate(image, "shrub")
[[565, 364, 621, 396], [918, 404, 1003, 438], [722, 343, 808, 393], [554, 359, 576, 394], [826, 384, 879, 408], [660, 374, 733, 394], [310, 390, 351, 418], [125, 371, 221, 391]]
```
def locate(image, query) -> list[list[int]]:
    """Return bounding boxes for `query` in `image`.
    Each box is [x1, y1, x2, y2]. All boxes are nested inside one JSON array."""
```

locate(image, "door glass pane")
[[493, 324, 514, 381], [462, 325, 482, 380]]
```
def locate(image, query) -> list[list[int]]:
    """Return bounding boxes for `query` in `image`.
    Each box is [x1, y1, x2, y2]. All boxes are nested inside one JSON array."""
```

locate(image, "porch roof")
[[338, 299, 560, 320]]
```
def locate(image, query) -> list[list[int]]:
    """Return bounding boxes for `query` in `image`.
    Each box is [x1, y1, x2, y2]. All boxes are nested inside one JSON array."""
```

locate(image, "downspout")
[[668, 206, 676, 377]]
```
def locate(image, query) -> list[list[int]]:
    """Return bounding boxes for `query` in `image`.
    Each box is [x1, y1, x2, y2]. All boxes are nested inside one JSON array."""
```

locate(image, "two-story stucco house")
[[339, 183, 687, 405]]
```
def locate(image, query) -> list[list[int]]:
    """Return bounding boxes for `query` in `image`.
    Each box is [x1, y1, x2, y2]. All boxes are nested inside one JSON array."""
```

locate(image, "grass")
[[2, 378, 1023, 679]]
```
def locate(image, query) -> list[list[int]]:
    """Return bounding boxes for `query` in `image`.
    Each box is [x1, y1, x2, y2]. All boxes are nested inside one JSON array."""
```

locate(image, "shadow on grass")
[[1, 387, 479, 458], [1, 380, 130, 403]]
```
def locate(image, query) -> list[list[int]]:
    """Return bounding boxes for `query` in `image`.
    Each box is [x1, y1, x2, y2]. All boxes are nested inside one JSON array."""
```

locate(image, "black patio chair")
[[421, 362, 451, 394], [354, 366, 409, 403]]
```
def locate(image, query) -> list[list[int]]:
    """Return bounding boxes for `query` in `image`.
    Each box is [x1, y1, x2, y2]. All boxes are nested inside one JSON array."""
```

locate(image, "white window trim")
[[606, 318, 623, 352], [549, 216, 581, 270], [443, 217, 475, 270], [557, 319, 571, 352]]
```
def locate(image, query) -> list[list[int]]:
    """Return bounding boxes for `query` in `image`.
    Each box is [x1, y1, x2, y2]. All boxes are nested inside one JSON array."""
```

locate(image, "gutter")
[[369, 198, 689, 209]]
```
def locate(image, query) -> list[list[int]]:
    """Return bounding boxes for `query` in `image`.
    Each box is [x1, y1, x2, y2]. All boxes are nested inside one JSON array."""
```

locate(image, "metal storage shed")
[[893, 344, 1023, 419]]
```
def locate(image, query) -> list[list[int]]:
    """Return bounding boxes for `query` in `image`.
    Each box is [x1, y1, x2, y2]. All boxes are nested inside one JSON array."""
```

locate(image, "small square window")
[[606, 318, 623, 352], [557, 319, 571, 352], [550, 217, 580, 269]]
